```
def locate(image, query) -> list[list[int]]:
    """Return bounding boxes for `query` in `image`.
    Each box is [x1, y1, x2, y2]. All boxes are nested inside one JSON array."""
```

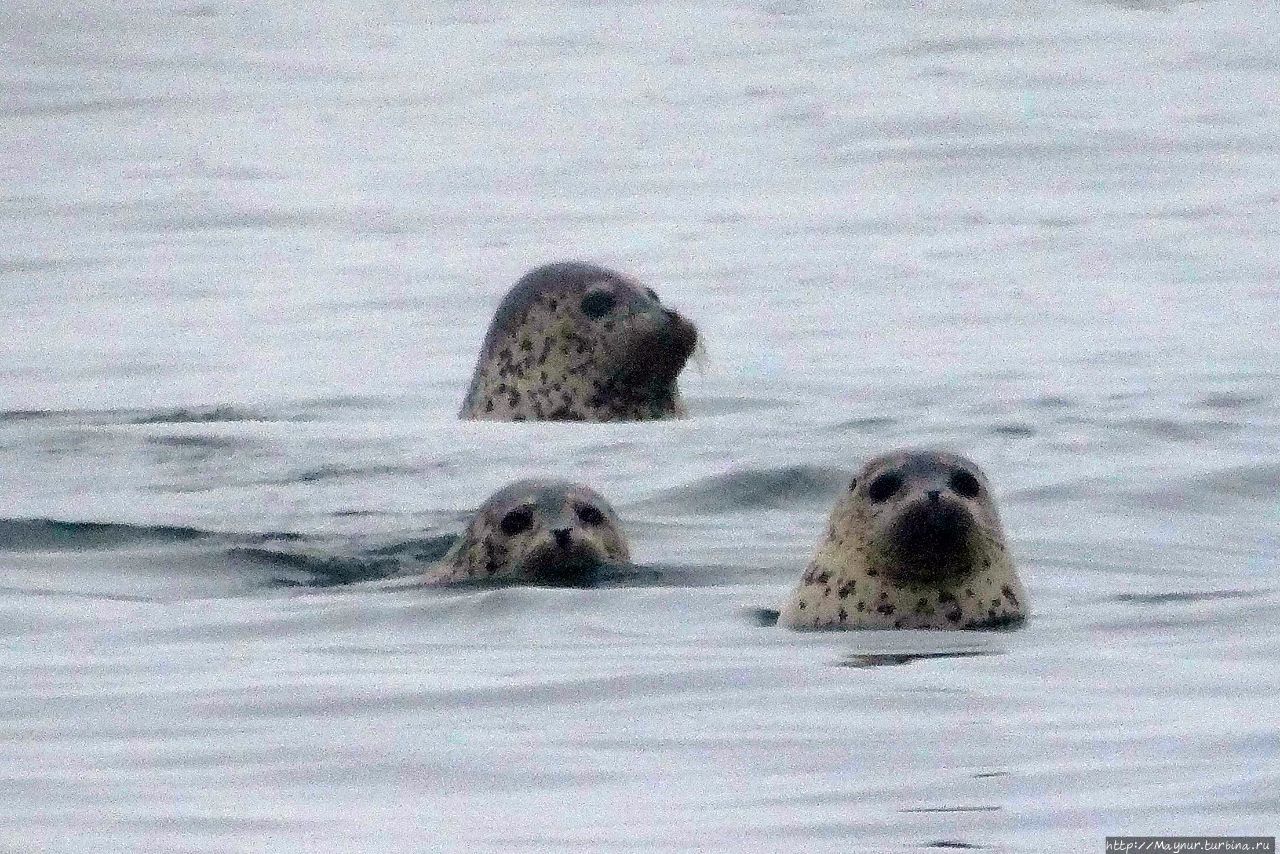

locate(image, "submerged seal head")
[[459, 261, 699, 421], [780, 449, 1027, 630], [424, 480, 631, 585]]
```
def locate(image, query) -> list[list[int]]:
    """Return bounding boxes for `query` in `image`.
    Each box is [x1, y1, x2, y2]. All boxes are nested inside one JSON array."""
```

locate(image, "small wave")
[[653, 465, 849, 512], [0, 518, 210, 551], [1029, 395, 1075, 409], [829, 416, 898, 432], [147, 435, 246, 451], [1200, 463, 1280, 500], [925, 842, 984, 850], [129, 406, 287, 425], [234, 534, 457, 587], [989, 423, 1035, 437], [630, 563, 761, 587], [1117, 416, 1241, 442], [294, 394, 405, 412], [268, 464, 421, 486], [228, 547, 403, 587], [836, 650, 1000, 669], [364, 537, 460, 561], [2, 398, 397, 427], [1114, 589, 1266, 605], [1116, 463, 1280, 513], [0, 410, 56, 423], [747, 607, 781, 626], [1200, 392, 1267, 411]]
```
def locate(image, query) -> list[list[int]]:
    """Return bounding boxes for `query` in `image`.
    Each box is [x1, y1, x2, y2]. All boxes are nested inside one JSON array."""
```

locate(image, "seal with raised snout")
[[424, 479, 631, 585], [780, 449, 1027, 630], [459, 261, 699, 421]]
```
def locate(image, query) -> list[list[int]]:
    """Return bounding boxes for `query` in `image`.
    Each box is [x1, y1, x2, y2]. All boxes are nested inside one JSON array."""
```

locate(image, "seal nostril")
[[927, 490, 941, 503], [553, 528, 572, 548]]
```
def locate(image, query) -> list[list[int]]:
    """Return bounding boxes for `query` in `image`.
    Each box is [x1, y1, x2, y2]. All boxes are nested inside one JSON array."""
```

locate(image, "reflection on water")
[[836, 650, 1001, 669]]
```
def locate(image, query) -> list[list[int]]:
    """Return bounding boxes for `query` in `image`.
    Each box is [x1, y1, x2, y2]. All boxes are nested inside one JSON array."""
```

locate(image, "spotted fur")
[[459, 262, 698, 421], [780, 449, 1027, 630], [424, 480, 630, 584]]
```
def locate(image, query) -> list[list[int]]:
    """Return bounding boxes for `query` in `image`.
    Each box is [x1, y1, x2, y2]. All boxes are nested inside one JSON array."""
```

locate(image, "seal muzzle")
[[627, 308, 698, 387], [882, 496, 978, 585], [518, 536, 608, 586]]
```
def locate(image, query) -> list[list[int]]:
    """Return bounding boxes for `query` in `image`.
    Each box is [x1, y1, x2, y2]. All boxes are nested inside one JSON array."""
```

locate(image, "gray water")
[[2, 1, 1279, 851]]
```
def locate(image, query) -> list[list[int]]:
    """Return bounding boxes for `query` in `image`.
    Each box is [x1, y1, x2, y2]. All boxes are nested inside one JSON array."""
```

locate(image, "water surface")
[[2, 0, 1279, 850]]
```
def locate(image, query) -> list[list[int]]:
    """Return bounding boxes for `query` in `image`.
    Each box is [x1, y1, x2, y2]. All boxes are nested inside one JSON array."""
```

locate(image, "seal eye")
[[950, 470, 981, 499], [576, 504, 605, 526], [580, 290, 616, 319], [499, 507, 534, 536], [867, 473, 901, 503], [848, 478, 858, 492]]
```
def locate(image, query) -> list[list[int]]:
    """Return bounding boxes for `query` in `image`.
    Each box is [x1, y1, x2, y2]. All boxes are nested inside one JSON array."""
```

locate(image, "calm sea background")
[[2, 1, 1278, 851]]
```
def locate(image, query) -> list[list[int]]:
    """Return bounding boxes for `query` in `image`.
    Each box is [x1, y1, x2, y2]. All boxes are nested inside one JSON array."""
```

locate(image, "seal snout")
[[640, 307, 698, 379], [521, 538, 607, 586], [883, 496, 977, 585], [521, 515, 610, 585], [665, 308, 699, 355], [896, 497, 971, 553]]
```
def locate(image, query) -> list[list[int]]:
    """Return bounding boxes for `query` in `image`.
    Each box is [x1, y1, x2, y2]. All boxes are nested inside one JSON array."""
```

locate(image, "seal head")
[[424, 480, 631, 585], [459, 262, 699, 421], [780, 449, 1027, 630]]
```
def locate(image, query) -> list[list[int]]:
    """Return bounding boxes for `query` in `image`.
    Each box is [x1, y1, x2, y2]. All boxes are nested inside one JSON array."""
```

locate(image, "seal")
[[459, 261, 699, 421], [779, 449, 1027, 630], [423, 479, 631, 585]]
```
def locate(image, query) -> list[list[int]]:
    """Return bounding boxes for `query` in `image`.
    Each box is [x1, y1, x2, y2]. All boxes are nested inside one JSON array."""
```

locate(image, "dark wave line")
[[645, 465, 850, 512], [0, 518, 210, 550], [0, 518, 307, 552], [229, 534, 457, 588], [128, 406, 289, 425], [228, 547, 403, 587]]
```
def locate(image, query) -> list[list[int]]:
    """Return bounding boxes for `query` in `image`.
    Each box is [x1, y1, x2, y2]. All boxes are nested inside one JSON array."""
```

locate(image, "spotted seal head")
[[459, 262, 699, 421], [424, 480, 631, 585], [780, 449, 1027, 630]]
